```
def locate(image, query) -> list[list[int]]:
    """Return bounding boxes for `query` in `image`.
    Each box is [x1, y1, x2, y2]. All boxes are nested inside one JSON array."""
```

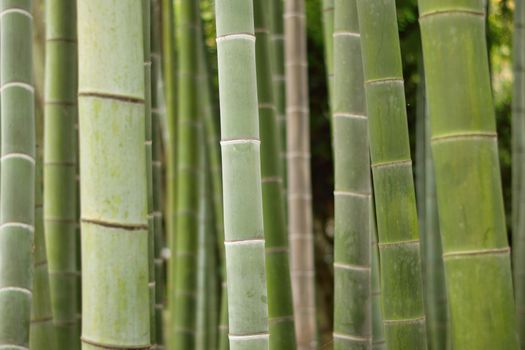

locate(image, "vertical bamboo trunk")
[[418, 1, 519, 348], [415, 61, 426, 240], [322, 0, 334, 109], [269, 0, 288, 204], [43, 1, 80, 348], [254, 1, 297, 348], [371, 218, 385, 350], [30, 137, 56, 349], [356, 1, 428, 348], [332, 0, 372, 348], [284, 1, 317, 348], [0, 0, 35, 348], [78, 1, 150, 349], [215, 0, 270, 348], [151, 0, 166, 345]]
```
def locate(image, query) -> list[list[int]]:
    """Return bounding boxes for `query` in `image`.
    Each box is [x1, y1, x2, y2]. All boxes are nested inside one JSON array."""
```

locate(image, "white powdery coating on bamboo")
[[0, 8, 32, 19], [334, 262, 371, 272], [216, 33, 256, 43], [333, 113, 367, 120], [224, 239, 265, 246], [1, 153, 36, 165], [0, 223, 34, 232], [220, 139, 261, 146], [333, 332, 372, 342], [0, 287, 32, 296], [333, 31, 361, 38], [0, 82, 35, 93], [229, 333, 270, 341]]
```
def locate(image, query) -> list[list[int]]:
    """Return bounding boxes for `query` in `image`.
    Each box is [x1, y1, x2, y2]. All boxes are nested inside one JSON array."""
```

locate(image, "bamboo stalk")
[[43, 1, 80, 348], [371, 216, 385, 350], [418, 1, 518, 348], [356, 1, 428, 348], [322, 0, 334, 110], [78, 1, 150, 348], [215, 0, 270, 348], [254, 1, 296, 348], [332, 0, 372, 348], [284, 1, 317, 348], [0, 0, 35, 348]]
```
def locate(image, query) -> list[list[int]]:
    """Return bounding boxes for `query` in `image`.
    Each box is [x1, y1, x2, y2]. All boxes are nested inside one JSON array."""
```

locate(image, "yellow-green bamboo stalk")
[[43, 1, 80, 348], [419, 1, 518, 348], [215, 0, 270, 348], [284, 1, 318, 348], [356, 0, 427, 348], [78, 1, 150, 349], [371, 218, 385, 350], [0, 1, 35, 348]]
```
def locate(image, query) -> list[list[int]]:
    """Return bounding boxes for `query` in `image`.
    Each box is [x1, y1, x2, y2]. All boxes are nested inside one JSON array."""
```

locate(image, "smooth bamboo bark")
[[151, 0, 166, 345], [284, 1, 317, 348], [30, 134, 56, 350], [170, 0, 201, 348], [332, 1, 372, 348], [418, 1, 518, 348], [371, 220, 385, 350], [0, 0, 35, 348], [356, 1, 427, 348], [43, 1, 80, 348], [78, 1, 150, 349], [215, 0, 270, 348], [269, 0, 288, 203], [322, 0, 334, 109], [254, 1, 296, 348]]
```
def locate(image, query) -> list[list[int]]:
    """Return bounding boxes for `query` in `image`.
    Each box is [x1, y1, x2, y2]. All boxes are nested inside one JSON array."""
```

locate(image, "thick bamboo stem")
[[0, 1, 35, 348], [78, 1, 150, 348], [356, 1, 427, 348], [43, 1, 80, 348], [254, 1, 296, 348], [419, 1, 518, 348], [284, 1, 317, 348], [215, 0, 270, 348], [332, 0, 372, 348]]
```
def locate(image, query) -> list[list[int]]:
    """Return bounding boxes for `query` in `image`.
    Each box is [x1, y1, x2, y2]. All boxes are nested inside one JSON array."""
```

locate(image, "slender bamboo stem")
[[322, 0, 334, 110], [284, 1, 317, 348], [371, 217, 385, 350], [356, 1, 428, 348], [418, 1, 518, 348], [170, 0, 201, 348], [254, 1, 296, 348], [332, 0, 372, 348], [78, 1, 150, 348], [215, 0, 270, 348], [43, 1, 80, 348], [0, 1, 35, 348]]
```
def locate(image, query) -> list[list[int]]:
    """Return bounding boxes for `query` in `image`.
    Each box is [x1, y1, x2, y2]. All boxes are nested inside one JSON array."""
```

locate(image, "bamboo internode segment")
[[0, 1, 35, 348], [419, 0, 519, 348], [332, 1, 372, 349], [215, 0, 270, 349], [357, 0, 428, 348], [254, 0, 296, 347], [284, 1, 317, 348], [78, 1, 150, 349]]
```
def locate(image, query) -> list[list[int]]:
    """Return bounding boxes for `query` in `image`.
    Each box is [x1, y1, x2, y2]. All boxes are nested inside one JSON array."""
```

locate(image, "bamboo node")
[[78, 91, 145, 105], [333, 31, 361, 38], [81, 337, 151, 350], [334, 191, 372, 199], [384, 315, 426, 325], [378, 239, 420, 249], [0, 345, 29, 350], [442, 247, 510, 259], [216, 33, 256, 43], [81, 218, 148, 231], [333, 262, 371, 272], [220, 138, 260, 146], [431, 132, 497, 144], [372, 159, 412, 170], [0, 81, 34, 93], [0, 222, 34, 232], [333, 113, 367, 120], [225, 238, 265, 246], [0, 286, 32, 296], [269, 315, 295, 324], [228, 332, 270, 341], [333, 332, 372, 342], [30, 316, 53, 324], [0, 8, 32, 19], [365, 77, 404, 86], [419, 9, 485, 20], [262, 176, 282, 184]]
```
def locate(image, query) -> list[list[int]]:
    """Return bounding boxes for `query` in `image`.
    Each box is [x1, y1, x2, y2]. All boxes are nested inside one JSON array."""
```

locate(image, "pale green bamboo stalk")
[[0, 1, 35, 348], [215, 0, 270, 348], [332, 0, 372, 348], [371, 217, 385, 350], [78, 1, 150, 349], [170, 0, 201, 348], [151, 0, 166, 346], [43, 1, 80, 348], [254, 1, 296, 348], [284, 1, 317, 348], [418, 1, 518, 348], [30, 131, 56, 350], [356, 1, 427, 348]]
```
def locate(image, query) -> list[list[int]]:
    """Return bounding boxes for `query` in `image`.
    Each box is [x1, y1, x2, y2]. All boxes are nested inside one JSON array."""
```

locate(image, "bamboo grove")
[[1, 0, 525, 349]]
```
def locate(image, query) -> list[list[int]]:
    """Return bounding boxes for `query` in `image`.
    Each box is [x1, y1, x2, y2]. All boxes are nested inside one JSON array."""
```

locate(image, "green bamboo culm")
[[0, 0, 36, 348], [284, 1, 317, 348], [215, 0, 270, 348], [151, 0, 166, 345], [322, 0, 334, 109], [254, 0, 296, 348], [43, 1, 81, 348], [418, 1, 519, 348], [371, 219, 385, 350], [332, 0, 372, 348], [78, 1, 150, 349], [356, 1, 428, 348], [30, 143, 56, 349], [268, 0, 287, 195]]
